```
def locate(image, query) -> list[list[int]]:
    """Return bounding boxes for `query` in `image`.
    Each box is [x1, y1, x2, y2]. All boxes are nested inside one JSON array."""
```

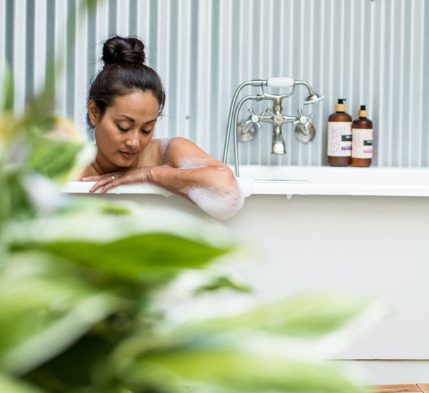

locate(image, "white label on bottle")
[[352, 128, 373, 159], [327, 122, 352, 157]]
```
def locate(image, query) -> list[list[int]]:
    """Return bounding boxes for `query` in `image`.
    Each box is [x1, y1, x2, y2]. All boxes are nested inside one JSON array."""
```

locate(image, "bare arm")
[[82, 137, 243, 219], [151, 137, 238, 196]]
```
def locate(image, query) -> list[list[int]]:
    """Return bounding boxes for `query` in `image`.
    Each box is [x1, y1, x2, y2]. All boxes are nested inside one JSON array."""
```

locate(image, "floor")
[[376, 385, 429, 393]]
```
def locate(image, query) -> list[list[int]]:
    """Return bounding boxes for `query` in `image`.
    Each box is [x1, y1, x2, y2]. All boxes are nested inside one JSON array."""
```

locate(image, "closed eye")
[[117, 124, 129, 132], [141, 119, 156, 135]]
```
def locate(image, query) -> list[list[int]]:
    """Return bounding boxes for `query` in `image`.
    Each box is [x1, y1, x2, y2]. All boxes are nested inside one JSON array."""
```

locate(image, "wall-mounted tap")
[[222, 77, 324, 176], [294, 108, 316, 143]]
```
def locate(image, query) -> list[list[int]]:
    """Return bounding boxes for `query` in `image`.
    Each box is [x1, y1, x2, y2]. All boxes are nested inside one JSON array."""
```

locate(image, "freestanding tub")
[[64, 165, 429, 384]]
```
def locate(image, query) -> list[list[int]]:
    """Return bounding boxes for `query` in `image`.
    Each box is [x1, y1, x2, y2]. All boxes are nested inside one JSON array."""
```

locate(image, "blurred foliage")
[[0, 1, 377, 392]]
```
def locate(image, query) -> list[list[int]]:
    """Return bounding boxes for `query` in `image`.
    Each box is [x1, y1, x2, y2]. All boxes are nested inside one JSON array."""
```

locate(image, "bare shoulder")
[[165, 137, 222, 167], [167, 137, 204, 154], [78, 165, 98, 179]]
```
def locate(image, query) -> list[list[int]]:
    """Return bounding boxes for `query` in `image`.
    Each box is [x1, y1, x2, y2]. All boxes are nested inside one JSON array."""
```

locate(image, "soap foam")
[[187, 184, 244, 220], [176, 157, 210, 169], [176, 156, 244, 219]]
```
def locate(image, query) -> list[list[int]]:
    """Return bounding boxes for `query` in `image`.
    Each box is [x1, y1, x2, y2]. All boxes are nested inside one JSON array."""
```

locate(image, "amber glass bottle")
[[351, 105, 373, 167], [327, 98, 352, 166]]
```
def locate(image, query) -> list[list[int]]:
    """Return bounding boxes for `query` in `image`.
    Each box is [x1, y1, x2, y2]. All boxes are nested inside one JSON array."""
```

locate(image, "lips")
[[118, 151, 138, 160]]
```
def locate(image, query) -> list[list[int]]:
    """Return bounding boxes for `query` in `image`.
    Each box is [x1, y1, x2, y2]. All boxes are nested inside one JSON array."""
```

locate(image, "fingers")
[[81, 175, 103, 182], [81, 168, 149, 193], [93, 178, 119, 193], [81, 173, 121, 193]]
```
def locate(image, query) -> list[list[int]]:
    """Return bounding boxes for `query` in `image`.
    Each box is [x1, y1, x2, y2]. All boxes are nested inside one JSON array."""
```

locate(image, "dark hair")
[[87, 36, 165, 128]]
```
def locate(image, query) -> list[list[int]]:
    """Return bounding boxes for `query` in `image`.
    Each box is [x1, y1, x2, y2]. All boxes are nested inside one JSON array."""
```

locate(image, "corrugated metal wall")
[[1, 0, 428, 167]]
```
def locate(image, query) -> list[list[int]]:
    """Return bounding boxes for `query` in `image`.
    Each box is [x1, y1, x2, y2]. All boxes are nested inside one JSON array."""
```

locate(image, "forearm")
[[82, 163, 238, 197], [148, 165, 235, 196], [81, 161, 244, 219], [148, 165, 243, 219]]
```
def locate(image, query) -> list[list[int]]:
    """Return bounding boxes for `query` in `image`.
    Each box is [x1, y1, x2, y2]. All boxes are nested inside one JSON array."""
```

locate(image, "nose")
[[125, 130, 141, 150]]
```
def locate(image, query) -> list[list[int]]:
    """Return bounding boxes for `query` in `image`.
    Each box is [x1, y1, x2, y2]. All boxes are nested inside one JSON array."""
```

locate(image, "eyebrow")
[[116, 115, 158, 126]]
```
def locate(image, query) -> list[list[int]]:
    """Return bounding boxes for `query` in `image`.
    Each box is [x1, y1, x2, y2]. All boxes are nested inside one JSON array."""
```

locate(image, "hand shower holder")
[[222, 78, 324, 177]]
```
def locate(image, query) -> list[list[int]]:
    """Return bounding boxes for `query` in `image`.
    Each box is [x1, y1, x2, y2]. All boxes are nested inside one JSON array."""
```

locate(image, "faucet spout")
[[272, 125, 286, 155]]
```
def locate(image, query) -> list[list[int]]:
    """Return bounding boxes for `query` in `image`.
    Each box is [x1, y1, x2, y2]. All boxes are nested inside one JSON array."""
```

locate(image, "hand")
[[81, 167, 153, 193]]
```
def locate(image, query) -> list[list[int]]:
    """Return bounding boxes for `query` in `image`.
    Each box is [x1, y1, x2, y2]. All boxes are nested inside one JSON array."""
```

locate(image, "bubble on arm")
[[187, 184, 244, 220], [176, 157, 210, 169], [169, 151, 244, 219]]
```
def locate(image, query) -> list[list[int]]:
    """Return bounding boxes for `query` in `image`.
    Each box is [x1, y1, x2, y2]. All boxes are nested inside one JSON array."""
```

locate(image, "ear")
[[87, 100, 100, 127]]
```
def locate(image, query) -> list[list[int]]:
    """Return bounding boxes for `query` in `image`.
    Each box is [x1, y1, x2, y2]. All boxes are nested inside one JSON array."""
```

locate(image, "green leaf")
[[194, 276, 252, 295], [20, 90, 55, 133], [0, 170, 35, 224], [122, 344, 368, 393], [18, 0, 101, 133], [26, 134, 83, 182], [58, 196, 133, 216], [7, 206, 236, 282], [1, 64, 14, 112], [24, 334, 125, 393], [19, 45, 55, 133], [178, 293, 374, 339], [18, 0, 100, 134], [0, 373, 45, 393], [6, 203, 235, 247], [11, 233, 230, 282], [0, 253, 123, 375], [18, 62, 55, 135]]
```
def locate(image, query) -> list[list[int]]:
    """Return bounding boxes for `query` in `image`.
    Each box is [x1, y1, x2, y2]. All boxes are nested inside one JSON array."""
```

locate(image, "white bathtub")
[[239, 165, 429, 197], [64, 165, 429, 384], [65, 165, 429, 198]]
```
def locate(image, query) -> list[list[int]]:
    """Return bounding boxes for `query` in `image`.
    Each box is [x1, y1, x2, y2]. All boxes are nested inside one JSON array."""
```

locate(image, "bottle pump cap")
[[359, 104, 367, 117], [336, 98, 346, 112]]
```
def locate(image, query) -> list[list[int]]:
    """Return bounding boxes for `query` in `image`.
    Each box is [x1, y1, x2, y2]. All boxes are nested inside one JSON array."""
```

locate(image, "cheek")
[[95, 122, 119, 148], [140, 133, 153, 147], [94, 128, 107, 150], [144, 134, 153, 143]]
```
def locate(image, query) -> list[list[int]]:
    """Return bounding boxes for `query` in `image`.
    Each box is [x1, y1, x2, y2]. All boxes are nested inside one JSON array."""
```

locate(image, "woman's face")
[[88, 90, 160, 169]]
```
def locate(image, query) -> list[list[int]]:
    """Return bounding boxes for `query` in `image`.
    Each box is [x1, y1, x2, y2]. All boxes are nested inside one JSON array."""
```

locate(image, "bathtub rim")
[[63, 165, 429, 198]]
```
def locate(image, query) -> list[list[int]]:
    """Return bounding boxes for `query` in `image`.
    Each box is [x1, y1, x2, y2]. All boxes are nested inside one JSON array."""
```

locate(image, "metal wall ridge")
[[1, 0, 427, 167]]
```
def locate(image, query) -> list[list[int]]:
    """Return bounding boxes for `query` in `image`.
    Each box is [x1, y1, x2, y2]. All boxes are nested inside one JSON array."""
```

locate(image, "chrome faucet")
[[222, 77, 324, 176]]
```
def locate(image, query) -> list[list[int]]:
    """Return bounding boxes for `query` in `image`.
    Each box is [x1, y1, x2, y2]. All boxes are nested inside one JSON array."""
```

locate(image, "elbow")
[[220, 165, 239, 193], [215, 166, 244, 210], [219, 167, 244, 219], [187, 166, 244, 220]]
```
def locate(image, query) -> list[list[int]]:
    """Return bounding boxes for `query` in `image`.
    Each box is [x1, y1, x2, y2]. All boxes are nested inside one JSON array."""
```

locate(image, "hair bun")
[[102, 36, 145, 66]]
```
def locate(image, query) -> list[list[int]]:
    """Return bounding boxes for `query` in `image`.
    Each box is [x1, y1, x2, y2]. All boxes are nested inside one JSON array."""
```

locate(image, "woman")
[[81, 36, 243, 219]]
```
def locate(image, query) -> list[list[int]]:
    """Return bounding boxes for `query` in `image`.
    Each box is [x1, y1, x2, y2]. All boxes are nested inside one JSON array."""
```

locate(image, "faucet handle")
[[294, 108, 316, 142], [247, 108, 262, 128], [294, 108, 313, 125], [237, 109, 262, 142]]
